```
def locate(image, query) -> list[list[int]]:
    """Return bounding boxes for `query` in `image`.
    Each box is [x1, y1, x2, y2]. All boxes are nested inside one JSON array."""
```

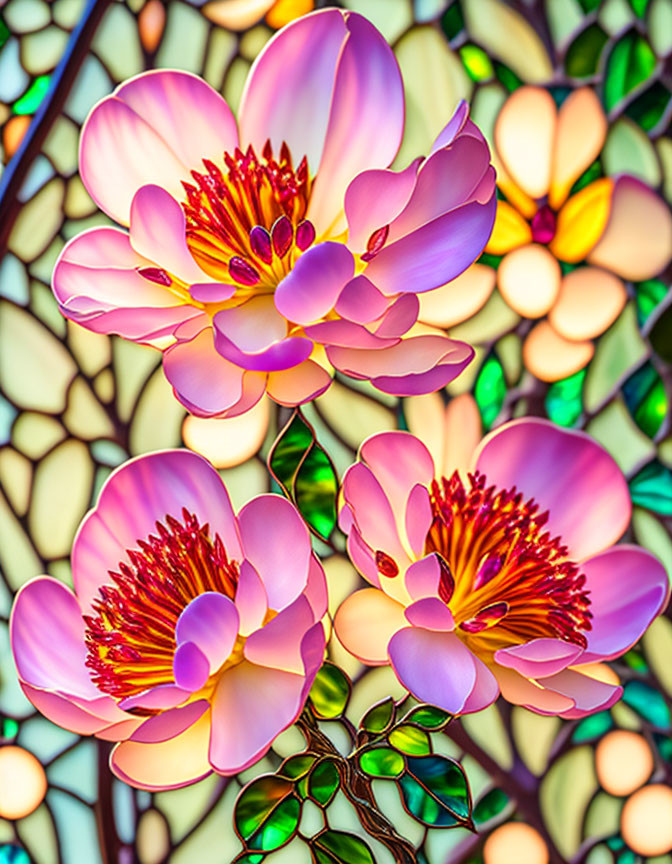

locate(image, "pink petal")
[[81, 70, 238, 225], [388, 628, 477, 714], [405, 484, 432, 557], [73, 450, 242, 613], [119, 684, 191, 712], [345, 159, 420, 253], [429, 100, 470, 153], [175, 593, 240, 671], [495, 667, 575, 715], [299, 623, 327, 700], [110, 710, 212, 790], [237, 494, 311, 612], [244, 595, 315, 673], [580, 545, 670, 662], [234, 561, 268, 637], [364, 198, 497, 296], [405, 598, 455, 631], [173, 641, 210, 691], [335, 275, 392, 324], [346, 526, 381, 588], [275, 242, 354, 325], [266, 359, 332, 406], [333, 588, 407, 664], [304, 554, 328, 620], [209, 661, 305, 773], [130, 700, 209, 744], [19, 684, 116, 735], [189, 283, 236, 303], [96, 719, 145, 742], [129, 184, 209, 285], [304, 319, 398, 349], [405, 555, 442, 601], [474, 418, 631, 560], [541, 668, 622, 718], [374, 294, 419, 338], [494, 638, 584, 679], [460, 658, 499, 714]]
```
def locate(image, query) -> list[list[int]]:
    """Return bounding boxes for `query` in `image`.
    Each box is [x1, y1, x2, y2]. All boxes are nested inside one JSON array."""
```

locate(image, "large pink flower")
[[10, 451, 326, 790], [52, 9, 495, 418], [334, 419, 669, 718]]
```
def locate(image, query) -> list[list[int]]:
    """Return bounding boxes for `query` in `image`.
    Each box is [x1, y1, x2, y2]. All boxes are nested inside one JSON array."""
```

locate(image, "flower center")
[[181, 141, 316, 290], [424, 471, 591, 655], [530, 203, 557, 244], [84, 510, 240, 700]]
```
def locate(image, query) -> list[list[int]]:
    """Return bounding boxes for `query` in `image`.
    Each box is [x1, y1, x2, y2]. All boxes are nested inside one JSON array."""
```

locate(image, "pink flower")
[[334, 416, 669, 718], [10, 451, 326, 790], [52, 9, 495, 418]]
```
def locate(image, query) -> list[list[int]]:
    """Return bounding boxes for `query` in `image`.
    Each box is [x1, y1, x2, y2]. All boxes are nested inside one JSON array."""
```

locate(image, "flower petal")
[[18, 685, 118, 735], [550, 178, 613, 263], [335, 275, 392, 324], [460, 659, 499, 714], [495, 666, 574, 714], [497, 243, 561, 318], [304, 319, 397, 350], [495, 639, 583, 679], [359, 431, 435, 521], [442, 393, 482, 477], [405, 484, 432, 558], [234, 561, 268, 638], [418, 263, 496, 329], [548, 267, 626, 342], [274, 242, 354, 325], [130, 700, 210, 744], [266, 358, 332, 405], [175, 593, 240, 671], [523, 320, 594, 382], [388, 628, 477, 714], [540, 667, 622, 718], [172, 641, 210, 691], [334, 588, 407, 664], [244, 595, 315, 673], [474, 418, 631, 560], [405, 554, 441, 601], [405, 598, 455, 631], [485, 201, 533, 256]]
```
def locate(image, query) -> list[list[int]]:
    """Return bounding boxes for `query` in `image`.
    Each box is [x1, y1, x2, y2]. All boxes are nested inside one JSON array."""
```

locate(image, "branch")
[[0, 0, 113, 254], [95, 741, 123, 864]]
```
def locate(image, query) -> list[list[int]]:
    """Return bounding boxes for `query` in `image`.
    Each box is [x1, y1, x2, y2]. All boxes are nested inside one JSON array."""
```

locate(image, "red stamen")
[[460, 602, 509, 633], [361, 225, 389, 262], [229, 256, 260, 286], [250, 225, 273, 264], [531, 204, 557, 244], [376, 550, 399, 579], [295, 220, 316, 251], [272, 215, 293, 258], [138, 267, 172, 286]]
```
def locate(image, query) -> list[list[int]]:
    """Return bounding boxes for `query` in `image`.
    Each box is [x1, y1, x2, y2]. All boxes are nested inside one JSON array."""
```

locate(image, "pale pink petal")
[[375, 295, 419, 338], [405, 598, 455, 631], [237, 494, 311, 611], [494, 639, 584, 679], [363, 199, 497, 296], [474, 418, 631, 560], [405, 484, 433, 557], [388, 628, 477, 714], [234, 561, 268, 638], [111, 711, 212, 790], [580, 546, 670, 663], [360, 431, 435, 518], [175, 593, 240, 671], [96, 719, 145, 742], [209, 661, 304, 773], [495, 666, 575, 715], [304, 554, 328, 620], [418, 264, 495, 329], [346, 526, 381, 588], [244, 595, 314, 673], [19, 684, 115, 735], [405, 555, 441, 601], [460, 659, 500, 714], [334, 589, 407, 664], [275, 242, 354, 325], [73, 450, 242, 613], [119, 684, 191, 712], [335, 275, 391, 324], [299, 623, 327, 701], [304, 319, 398, 349], [266, 359, 332, 406], [189, 283, 236, 303], [345, 160, 420, 253], [541, 668, 622, 718], [130, 700, 209, 744], [430, 100, 470, 153], [173, 641, 210, 691]]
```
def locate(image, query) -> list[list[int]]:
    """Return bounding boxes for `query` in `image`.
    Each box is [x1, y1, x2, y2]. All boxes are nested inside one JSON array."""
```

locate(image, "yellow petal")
[[266, 0, 313, 29], [550, 88, 607, 210], [496, 169, 537, 220], [418, 263, 496, 328], [548, 267, 626, 342], [495, 86, 557, 199], [498, 243, 561, 318], [485, 200, 532, 255], [523, 320, 594, 382], [550, 178, 614, 263], [182, 397, 270, 468], [589, 176, 672, 280]]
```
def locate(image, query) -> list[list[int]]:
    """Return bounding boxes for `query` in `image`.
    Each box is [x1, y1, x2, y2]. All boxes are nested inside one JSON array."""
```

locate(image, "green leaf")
[[545, 369, 585, 427], [309, 662, 350, 719], [308, 759, 340, 807], [635, 279, 667, 326], [604, 32, 657, 112], [389, 725, 432, 755], [623, 681, 671, 728], [572, 710, 613, 742], [311, 830, 375, 864], [360, 698, 395, 734], [399, 755, 473, 828], [474, 352, 506, 430], [278, 754, 316, 780], [359, 747, 405, 779], [403, 705, 452, 731], [473, 788, 510, 825], [232, 855, 264, 864], [625, 81, 672, 132], [629, 460, 672, 515], [623, 362, 668, 438], [234, 776, 300, 851], [565, 24, 608, 78]]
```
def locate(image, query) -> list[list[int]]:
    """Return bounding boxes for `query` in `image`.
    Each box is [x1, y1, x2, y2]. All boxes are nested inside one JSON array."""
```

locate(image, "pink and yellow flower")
[[10, 451, 326, 790], [420, 86, 672, 382], [52, 9, 496, 418], [334, 409, 669, 717]]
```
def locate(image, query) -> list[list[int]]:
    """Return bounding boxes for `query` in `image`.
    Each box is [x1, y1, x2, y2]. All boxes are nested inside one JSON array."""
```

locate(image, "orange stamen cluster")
[[182, 141, 315, 289], [84, 509, 239, 700], [425, 471, 591, 653]]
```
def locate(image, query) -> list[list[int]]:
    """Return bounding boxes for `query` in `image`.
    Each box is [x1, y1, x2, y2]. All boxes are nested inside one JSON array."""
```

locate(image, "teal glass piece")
[[401, 755, 472, 826], [441, 3, 464, 41], [460, 44, 494, 81], [616, 850, 637, 864], [622, 362, 667, 437], [604, 32, 657, 112], [635, 279, 668, 326], [0, 846, 31, 864], [474, 353, 506, 430], [2, 717, 19, 738], [13, 75, 51, 115], [545, 369, 585, 427], [565, 24, 609, 77], [654, 732, 672, 762], [607, 835, 626, 851], [90, 440, 128, 467], [622, 680, 671, 727], [629, 460, 672, 515], [473, 788, 509, 825], [572, 711, 613, 742], [625, 81, 672, 131]]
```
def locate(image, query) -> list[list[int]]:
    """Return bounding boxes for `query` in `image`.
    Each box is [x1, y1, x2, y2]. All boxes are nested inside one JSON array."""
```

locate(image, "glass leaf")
[[622, 362, 668, 437], [308, 663, 350, 720], [311, 829, 375, 864], [307, 759, 340, 808], [359, 698, 395, 735], [388, 726, 432, 756], [629, 459, 672, 515], [472, 787, 510, 825], [359, 747, 405, 779], [604, 31, 657, 112], [234, 776, 300, 852]]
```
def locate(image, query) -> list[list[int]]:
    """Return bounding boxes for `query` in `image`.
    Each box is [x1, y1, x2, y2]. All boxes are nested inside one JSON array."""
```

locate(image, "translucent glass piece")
[[622, 362, 668, 437], [565, 24, 609, 77], [450, 288, 520, 346], [584, 792, 622, 840], [460, 43, 494, 80], [203, 28, 237, 90], [63, 377, 115, 440], [170, 782, 241, 863], [17, 157, 55, 211], [586, 396, 656, 474], [603, 117, 662, 186], [223, 56, 250, 115], [648, 0, 672, 56], [545, 369, 585, 427], [540, 746, 597, 859], [316, 380, 395, 452], [512, 708, 561, 774], [239, 25, 272, 61], [64, 55, 112, 125], [12, 74, 51, 113], [64, 175, 96, 218], [0, 40, 29, 103], [629, 459, 672, 515], [625, 81, 672, 132], [0, 622, 34, 714], [545, 0, 584, 47], [14, 804, 58, 864], [52, 0, 86, 29], [47, 790, 102, 864], [21, 28, 68, 76], [622, 680, 671, 726], [129, 366, 185, 454], [473, 352, 506, 429], [43, 116, 79, 176], [572, 710, 613, 742], [598, 0, 636, 33], [604, 32, 656, 112], [415, 0, 450, 22], [0, 254, 29, 305], [342, 0, 412, 42], [17, 717, 78, 764], [0, 448, 31, 516], [137, 809, 170, 864], [12, 413, 66, 459], [461, 704, 513, 769], [632, 506, 672, 582], [8, 178, 64, 261], [30, 281, 66, 337], [3, 0, 51, 33], [156, 2, 209, 72], [113, 340, 160, 422], [92, 3, 144, 82]]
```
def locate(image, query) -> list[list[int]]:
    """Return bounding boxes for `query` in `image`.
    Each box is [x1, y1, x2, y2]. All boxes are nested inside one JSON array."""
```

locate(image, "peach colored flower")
[[10, 451, 326, 790]]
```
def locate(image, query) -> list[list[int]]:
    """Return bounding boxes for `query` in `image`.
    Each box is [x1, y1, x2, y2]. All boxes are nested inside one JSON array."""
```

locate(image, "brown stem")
[[95, 741, 124, 864], [296, 711, 418, 864]]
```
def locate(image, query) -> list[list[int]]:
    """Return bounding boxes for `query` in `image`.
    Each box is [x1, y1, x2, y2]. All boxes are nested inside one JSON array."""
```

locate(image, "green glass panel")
[[311, 830, 375, 864], [309, 663, 350, 719], [604, 32, 657, 112], [617, 850, 637, 864], [441, 2, 465, 40], [629, 0, 650, 15], [474, 353, 506, 430], [269, 411, 313, 491], [389, 726, 432, 756], [565, 24, 609, 77], [629, 460, 672, 515], [607, 835, 626, 851], [405, 756, 471, 823], [359, 748, 405, 779], [545, 369, 586, 427], [2, 718, 18, 738], [569, 161, 603, 196], [0, 846, 31, 864], [234, 776, 300, 851], [279, 754, 316, 781], [308, 759, 340, 807], [651, 303, 672, 362], [578, 0, 601, 10], [360, 698, 395, 734], [654, 732, 672, 762], [625, 81, 672, 131], [493, 61, 523, 91], [622, 362, 668, 437], [12, 74, 51, 114], [478, 253, 503, 269], [399, 773, 459, 827], [473, 788, 509, 825], [460, 44, 494, 80], [232, 854, 264, 864], [0, 17, 9, 49], [404, 705, 451, 730], [622, 649, 649, 673], [636, 279, 668, 325], [622, 681, 671, 727]]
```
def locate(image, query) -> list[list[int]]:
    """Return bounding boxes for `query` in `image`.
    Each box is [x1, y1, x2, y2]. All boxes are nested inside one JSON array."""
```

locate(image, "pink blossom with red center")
[[334, 419, 669, 718], [10, 451, 326, 790], [51, 9, 496, 418]]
